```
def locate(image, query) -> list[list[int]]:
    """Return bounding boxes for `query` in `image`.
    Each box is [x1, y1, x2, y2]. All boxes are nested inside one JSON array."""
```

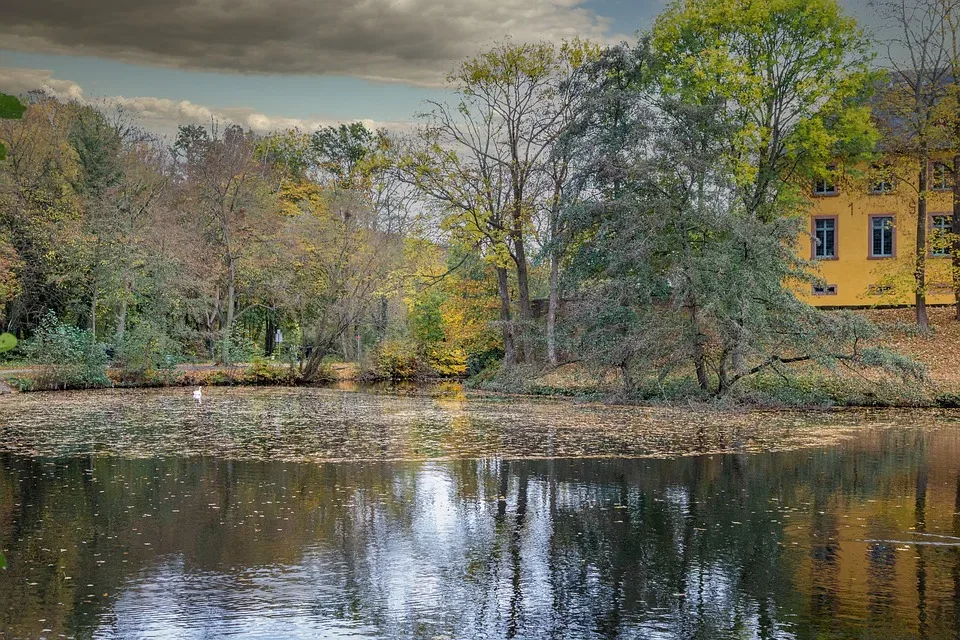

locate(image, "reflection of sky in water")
[[3, 391, 960, 638]]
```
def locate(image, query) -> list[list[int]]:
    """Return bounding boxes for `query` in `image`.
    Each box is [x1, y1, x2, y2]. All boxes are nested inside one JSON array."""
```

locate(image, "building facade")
[[797, 162, 957, 307]]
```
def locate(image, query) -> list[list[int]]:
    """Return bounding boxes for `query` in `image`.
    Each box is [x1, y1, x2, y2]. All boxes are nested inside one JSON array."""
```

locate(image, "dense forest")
[[1, 0, 957, 396]]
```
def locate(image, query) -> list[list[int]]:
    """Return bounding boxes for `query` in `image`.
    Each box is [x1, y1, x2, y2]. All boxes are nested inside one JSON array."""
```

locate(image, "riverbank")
[[471, 307, 960, 409], [4, 308, 960, 408], [0, 361, 358, 393]]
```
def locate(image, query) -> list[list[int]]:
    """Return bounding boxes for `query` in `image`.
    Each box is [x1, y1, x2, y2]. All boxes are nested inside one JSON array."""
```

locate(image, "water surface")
[[1, 387, 959, 639]]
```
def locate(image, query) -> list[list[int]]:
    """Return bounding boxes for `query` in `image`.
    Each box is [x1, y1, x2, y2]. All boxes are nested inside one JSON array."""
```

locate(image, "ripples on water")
[[0, 387, 960, 638]]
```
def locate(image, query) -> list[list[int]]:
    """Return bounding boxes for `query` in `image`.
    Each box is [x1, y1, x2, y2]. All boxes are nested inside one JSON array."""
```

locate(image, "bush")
[[466, 347, 504, 378], [113, 322, 181, 380], [426, 345, 468, 377], [374, 340, 427, 380], [227, 324, 262, 363], [21, 311, 110, 389], [245, 358, 299, 385]]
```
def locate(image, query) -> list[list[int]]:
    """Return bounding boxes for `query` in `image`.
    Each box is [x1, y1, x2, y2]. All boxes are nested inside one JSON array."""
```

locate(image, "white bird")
[[193, 387, 203, 405]]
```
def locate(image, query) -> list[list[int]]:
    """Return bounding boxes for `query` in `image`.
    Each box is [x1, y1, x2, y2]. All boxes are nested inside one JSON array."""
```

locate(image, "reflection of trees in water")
[[1, 428, 959, 638]]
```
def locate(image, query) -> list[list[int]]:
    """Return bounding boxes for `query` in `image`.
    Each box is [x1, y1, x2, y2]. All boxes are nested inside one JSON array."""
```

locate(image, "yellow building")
[[798, 161, 957, 307]]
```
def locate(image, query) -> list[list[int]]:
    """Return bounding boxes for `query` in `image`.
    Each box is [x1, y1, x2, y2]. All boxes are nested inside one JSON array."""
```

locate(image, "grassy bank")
[[2, 361, 355, 393], [6, 308, 960, 410], [471, 363, 960, 409], [470, 308, 960, 409]]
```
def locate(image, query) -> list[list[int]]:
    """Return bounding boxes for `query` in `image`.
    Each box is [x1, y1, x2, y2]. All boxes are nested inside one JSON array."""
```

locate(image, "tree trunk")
[[90, 286, 97, 338], [952, 153, 960, 321], [265, 313, 275, 356], [496, 266, 516, 365], [115, 271, 131, 343], [717, 351, 731, 396], [689, 302, 710, 392], [376, 295, 388, 341], [116, 299, 127, 342], [546, 252, 559, 366], [222, 258, 236, 365], [916, 153, 930, 330], [512, 235, 533, 364]]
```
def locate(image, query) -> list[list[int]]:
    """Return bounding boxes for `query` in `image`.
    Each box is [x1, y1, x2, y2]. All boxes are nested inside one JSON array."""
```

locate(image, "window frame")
[[812, 165, 838, 197], [812, 283, 838, 296], [868, 214, 896, 259], [869, 164, 895, 195], [930, 212, 953, 258], [811, 215, 839, 260], [932, 162, 952, 192]]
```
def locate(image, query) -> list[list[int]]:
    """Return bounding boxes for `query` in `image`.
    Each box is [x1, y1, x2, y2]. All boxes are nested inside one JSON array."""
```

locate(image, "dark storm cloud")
[[2, 0, 614, 85]]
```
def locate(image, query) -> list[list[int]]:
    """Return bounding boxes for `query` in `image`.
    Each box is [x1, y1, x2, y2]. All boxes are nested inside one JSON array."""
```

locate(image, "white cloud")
[[0, 67, 87, 102], [0, 67, 406, 135]]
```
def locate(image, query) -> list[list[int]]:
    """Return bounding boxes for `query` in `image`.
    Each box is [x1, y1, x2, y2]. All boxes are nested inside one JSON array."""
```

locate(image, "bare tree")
[[937, 0, 960, 319], [293, 191, 404, 379], [174, 124, 274, 363], [408, 41, 587, 365], [873, 0, 952, 330]]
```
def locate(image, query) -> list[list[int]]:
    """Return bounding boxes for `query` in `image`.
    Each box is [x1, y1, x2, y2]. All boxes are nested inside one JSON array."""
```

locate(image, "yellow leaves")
[[453, 41, 561, 89], [560, 38, 602, 70], [652, 0, 875, 208], [276, 179, 325, 218]]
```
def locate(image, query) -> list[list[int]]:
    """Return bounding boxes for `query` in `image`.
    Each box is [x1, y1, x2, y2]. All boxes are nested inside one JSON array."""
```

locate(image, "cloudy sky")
[[0, 0, 876, 135]]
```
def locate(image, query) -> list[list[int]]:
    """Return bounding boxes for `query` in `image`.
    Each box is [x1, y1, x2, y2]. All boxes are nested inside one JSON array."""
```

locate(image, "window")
[[813, 217, 837, 258], [813, 165, 837, 195], [870, 164, 894, 194], [932, 163, 951, 191], [932, 214, 952, 257], [870, 215, 895, 257], [868, 283, 893, 296], [812, 284, 837, 296]]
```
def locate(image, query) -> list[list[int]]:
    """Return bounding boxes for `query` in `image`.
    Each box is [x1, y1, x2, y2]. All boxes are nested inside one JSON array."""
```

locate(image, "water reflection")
[[3, 426, 960, 638]]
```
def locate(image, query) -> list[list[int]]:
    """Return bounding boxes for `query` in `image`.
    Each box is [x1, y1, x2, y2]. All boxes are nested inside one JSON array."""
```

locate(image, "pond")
[[1, 386, 960, 639]]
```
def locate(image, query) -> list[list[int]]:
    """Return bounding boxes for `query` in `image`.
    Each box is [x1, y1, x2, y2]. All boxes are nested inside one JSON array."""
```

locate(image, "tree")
[[0, 92, 24, 342], [291, 190, 404, 379], [107, 139, 169, 341], [68, 103, 124, 336], [936, 0, 960, 319], [174, 124, 275, 364], [872, 0, 952, 329], [0, 95, 86, 334], [409, 41, 591, 365], [0, 93, 25, 161], [562, 35, 915, 395], [651, 0, 879, 359]]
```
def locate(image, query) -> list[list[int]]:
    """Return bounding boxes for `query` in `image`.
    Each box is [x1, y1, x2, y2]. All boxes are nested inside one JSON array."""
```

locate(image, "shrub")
[[466, 347, 504, 378], [426, 345, 468, 377], [245, 358, 299, 385], [227, 324, 262, 363], [21, 311, 110, 389], [374, 340, 427, 380], [113, 322, 181, 380]]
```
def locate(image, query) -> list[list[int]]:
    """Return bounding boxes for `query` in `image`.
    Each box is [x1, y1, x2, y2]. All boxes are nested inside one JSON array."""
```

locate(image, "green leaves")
[[651, 0, 875, 214], [0, 92, 26, 161], [0, 333, 16, 353], [0, 93, 25, 120]]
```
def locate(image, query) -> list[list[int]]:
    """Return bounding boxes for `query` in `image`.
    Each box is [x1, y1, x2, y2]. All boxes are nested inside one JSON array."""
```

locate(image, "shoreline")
[[4, 368, 960, 411]]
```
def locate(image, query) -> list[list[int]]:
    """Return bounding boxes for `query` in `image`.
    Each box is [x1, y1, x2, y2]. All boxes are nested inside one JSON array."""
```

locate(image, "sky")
[[0, 0, 877, 137]]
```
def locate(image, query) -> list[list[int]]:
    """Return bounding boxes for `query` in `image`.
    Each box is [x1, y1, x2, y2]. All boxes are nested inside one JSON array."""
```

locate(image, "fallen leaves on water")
[[0, 386, 953, 464]]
